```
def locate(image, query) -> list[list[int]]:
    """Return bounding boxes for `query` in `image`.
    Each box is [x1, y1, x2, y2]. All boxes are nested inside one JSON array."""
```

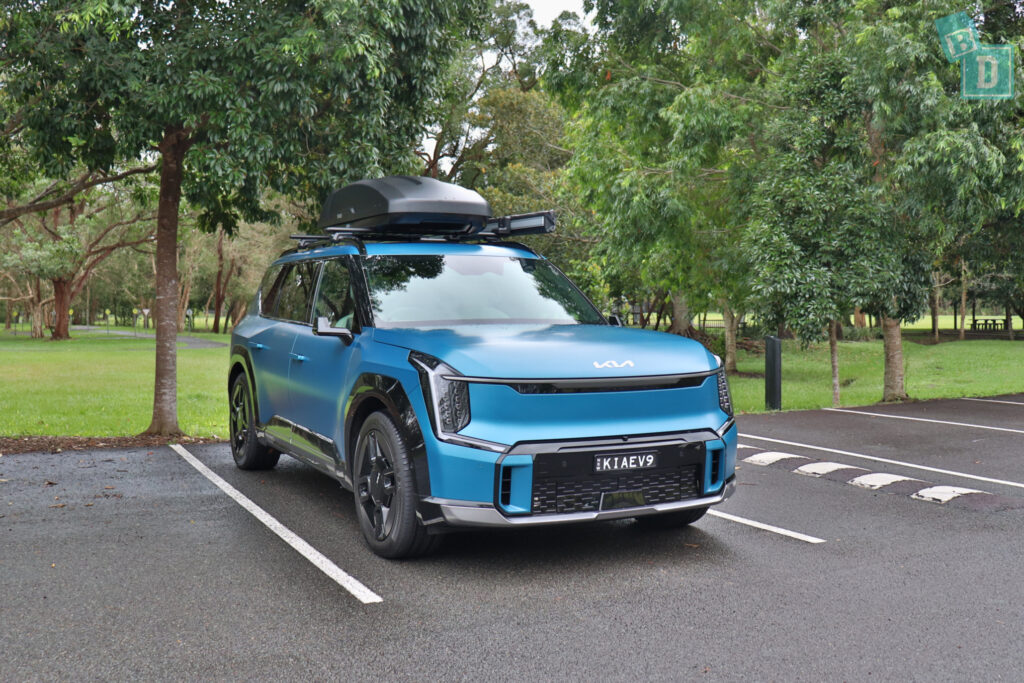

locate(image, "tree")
[[543, 0, 776, 368], [1, 181, 155, 340], [3, 0, 487, 434]]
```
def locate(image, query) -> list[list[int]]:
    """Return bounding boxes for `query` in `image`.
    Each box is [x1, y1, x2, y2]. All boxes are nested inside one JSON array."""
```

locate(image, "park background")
[[2, 0, 1023, 444]]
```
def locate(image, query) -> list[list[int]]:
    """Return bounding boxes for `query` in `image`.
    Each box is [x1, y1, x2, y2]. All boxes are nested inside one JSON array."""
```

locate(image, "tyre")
[[353, 411, 439, 559], [634, 506, 709, 530], [228, 373, 280, 470]]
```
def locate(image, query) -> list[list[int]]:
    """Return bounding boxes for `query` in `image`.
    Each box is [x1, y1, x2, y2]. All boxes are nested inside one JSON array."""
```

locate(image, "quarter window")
[[259, 265, 285, 316]]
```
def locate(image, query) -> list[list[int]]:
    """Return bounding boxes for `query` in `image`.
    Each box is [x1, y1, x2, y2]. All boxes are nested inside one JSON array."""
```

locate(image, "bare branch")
[[0, 163, 158, 226]]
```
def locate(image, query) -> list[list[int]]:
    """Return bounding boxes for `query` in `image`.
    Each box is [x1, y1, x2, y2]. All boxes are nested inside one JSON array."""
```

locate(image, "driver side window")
[[315, 258, 356, 330]]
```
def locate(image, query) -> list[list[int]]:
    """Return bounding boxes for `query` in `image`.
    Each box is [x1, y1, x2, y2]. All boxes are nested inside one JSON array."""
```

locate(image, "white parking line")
[[961, 397, 1024, 407], [823, 408, 1024, 435], [707, 510, 826, 544], [170, 444, 383, 605], [740, 435, 1024, 492]]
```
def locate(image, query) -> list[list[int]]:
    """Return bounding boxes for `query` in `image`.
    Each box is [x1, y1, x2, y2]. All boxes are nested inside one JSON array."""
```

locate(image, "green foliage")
[[2, 0, 489, 230]]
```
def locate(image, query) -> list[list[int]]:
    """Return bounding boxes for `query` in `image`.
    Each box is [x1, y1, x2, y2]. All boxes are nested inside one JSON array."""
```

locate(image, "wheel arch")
[[345, 373, 431, 497], [229, 345, 260, 426]]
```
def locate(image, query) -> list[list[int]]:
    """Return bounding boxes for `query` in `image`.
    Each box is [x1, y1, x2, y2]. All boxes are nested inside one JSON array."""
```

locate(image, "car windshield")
[[362, 254, 605, 328]]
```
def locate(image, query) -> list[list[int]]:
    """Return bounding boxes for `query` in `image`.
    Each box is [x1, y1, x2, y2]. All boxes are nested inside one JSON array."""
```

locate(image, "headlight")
[[717, 367, 733, 416], [409, 351, 470, 434]]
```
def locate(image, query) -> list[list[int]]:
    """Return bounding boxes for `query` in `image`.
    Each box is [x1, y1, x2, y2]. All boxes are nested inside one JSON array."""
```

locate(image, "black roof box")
[[317, 176, 491, 235]]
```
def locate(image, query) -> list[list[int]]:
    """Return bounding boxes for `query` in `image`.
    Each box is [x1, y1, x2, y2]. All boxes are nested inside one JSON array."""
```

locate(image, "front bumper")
[[429, 477, 735, 528]]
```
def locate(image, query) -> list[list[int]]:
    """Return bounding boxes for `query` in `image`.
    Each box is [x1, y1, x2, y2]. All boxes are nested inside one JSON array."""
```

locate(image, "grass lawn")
[[730, 336, 1024, 413], [0, 330, 226, 437], [0, 328, 1021, 436]]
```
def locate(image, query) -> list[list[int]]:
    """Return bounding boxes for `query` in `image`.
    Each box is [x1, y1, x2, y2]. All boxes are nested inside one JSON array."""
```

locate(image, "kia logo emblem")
[[593, 360, 634, 368]]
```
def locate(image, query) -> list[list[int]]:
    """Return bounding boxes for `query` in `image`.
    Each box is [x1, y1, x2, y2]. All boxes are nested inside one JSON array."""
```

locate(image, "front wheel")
[[634, 506, 709, 530], [228, 373, 279, 470], [353, 412, 439, 559]]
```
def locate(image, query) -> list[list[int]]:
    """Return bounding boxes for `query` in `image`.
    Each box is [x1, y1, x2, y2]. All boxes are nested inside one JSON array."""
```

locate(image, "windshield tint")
[[362, 254, 605, 328]]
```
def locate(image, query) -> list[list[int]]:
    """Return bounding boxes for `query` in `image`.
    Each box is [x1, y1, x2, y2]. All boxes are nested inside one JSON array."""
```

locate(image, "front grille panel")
[[531, 464, 700, 515]]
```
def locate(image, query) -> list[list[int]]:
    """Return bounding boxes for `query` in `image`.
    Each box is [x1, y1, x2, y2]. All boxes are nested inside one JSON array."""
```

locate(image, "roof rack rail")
[[289, 233, 367, 255]]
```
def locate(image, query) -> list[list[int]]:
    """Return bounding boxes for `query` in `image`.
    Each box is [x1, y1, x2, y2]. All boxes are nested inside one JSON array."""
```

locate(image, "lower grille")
[[531, 465, 700, 515]]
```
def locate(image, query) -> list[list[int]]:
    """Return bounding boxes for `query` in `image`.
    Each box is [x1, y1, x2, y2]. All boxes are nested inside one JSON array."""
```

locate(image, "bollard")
[[765, 335, 782, 410]]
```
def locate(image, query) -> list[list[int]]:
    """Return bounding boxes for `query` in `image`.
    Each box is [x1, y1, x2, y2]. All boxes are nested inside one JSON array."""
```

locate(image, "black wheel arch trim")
[[229, 345, 262, 430], [345, 373, 431, 499]]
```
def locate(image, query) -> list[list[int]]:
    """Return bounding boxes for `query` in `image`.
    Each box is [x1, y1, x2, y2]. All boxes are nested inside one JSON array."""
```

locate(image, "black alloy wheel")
[[353, 412, 439, 558], [228, 373, 280, 470]]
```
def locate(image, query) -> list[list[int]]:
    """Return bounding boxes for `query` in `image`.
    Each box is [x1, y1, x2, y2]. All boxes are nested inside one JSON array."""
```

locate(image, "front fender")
[[345, 373, 431, 498]]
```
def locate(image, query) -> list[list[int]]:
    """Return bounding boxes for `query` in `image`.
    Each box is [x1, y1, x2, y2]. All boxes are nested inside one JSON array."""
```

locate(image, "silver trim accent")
[[437, 479, 735, 527], [717, 417, 736, 439]]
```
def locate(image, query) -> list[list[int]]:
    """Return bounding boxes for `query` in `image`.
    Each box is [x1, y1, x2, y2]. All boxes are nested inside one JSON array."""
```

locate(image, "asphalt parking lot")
[[4, 395, 1024, 680]]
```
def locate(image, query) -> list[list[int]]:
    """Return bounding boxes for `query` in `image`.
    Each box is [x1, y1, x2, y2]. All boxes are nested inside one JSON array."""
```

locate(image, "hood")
[[371, 324, 718, 379]]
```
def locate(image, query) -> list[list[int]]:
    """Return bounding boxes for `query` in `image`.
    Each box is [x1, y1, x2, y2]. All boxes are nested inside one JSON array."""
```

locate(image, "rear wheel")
[[353, 411, 439, 559], [635, 506, 708, 530], [229, 373, 279, 470]]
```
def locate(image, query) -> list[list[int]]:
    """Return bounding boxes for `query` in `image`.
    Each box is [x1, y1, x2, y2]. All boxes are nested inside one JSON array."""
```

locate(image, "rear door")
[[258, 259, 320, 444]]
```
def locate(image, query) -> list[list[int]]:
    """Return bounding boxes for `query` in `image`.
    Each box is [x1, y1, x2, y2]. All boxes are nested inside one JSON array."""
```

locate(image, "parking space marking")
[[743, 451, 808, 466], [961, 397, 1024, 407], [707, 510, 826, 544], [741, 435, 1024, 492], [823, 407, 1024, 435], [795, 461, 866, 477], [170, 445, 383, 605], [849, 472, 916, 490], [740, 449, 1016, 508], [912, 485, 988, 504]]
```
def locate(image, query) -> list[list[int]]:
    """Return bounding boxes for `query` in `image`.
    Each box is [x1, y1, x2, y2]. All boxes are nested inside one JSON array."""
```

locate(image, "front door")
[[288, 257, 360, 477]]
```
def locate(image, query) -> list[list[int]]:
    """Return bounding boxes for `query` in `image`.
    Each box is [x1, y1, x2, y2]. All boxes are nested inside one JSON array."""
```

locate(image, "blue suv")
[[229, 176, 736, 557]]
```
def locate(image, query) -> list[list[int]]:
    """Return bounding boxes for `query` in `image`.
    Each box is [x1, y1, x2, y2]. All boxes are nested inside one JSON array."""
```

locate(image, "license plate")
[[594, 451, 658, 473]]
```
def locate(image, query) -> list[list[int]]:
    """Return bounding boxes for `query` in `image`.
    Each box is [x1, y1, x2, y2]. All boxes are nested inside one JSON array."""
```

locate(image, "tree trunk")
[[959, 259, 967, 341], [881, 316, 907, 402], [829, 319, 840, 408], [144, 127, 189, 436], [1006, 304, 1014, 341], [30, 277, 45, 339], [51, 278, 72, 340], [722, 304, 739, 373], [853, 306, 866, 328], [4, 302, 10, 330], [212, 230, 226, 334], [929, 281, 940, 343], [668, 292, 691, 335]]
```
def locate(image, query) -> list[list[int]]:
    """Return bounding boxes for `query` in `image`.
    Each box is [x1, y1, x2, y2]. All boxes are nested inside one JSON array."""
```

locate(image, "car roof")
[[273, 240, 539, 265]]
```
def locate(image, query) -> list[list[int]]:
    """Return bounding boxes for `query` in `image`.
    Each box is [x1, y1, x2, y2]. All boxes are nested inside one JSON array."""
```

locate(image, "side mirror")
[[313, 316, 354, 343], [607, 314, 624, 327]]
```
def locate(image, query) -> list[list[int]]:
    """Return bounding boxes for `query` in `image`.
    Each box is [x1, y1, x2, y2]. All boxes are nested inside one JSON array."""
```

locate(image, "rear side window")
[[275, 261, 320, 323], [259, 265, 285, 316]]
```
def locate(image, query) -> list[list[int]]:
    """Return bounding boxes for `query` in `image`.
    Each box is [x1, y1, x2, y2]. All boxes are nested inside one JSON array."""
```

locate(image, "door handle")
[[289, 353, 308, 362], [248, 341, 266, 350]]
